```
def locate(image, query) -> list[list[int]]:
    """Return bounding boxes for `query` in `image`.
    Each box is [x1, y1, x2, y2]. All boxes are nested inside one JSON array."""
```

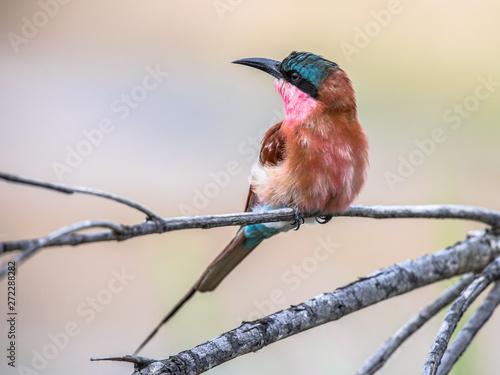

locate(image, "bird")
[[134, 51, 369, 354]]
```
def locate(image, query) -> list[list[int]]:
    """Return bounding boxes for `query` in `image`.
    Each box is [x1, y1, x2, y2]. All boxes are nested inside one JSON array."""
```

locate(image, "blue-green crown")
[[280, 52, 339, 97]]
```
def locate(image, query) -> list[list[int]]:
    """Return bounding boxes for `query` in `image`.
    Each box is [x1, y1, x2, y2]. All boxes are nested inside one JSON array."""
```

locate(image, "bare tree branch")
[[0, 220, 125, 278], [4, 172, 500, 228], [422, 256, 500, 375], [2, 205, 500, 257], [356, 273, 475, 375], [0, 208, 297, 255], [91, 230, 500, 375], [0, 171, 161, 220], [436, 280, 500, 375]]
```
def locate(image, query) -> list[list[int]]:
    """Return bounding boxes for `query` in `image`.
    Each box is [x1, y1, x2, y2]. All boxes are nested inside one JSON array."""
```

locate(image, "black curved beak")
[[232, 57, 282, 79]]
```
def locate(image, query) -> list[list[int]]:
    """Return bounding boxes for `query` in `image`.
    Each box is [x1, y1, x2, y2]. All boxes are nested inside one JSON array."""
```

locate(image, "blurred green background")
[[1, 1, 500, 374]]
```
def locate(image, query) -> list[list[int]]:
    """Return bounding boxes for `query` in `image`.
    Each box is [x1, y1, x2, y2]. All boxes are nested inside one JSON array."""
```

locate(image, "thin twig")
[[421, 256, 500, 375], [93, 231, 500, 375], [91, 355, 157, 367], [2, 205, 500, 256], [436, 280, 500, 375], [356, 273, 475, 375], [0, 220, 125, 278], [343, 204, 500, 227], [0, 171, 161, 220]]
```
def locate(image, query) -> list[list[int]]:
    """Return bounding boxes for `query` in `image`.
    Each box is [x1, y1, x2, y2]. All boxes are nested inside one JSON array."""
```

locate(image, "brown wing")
[[244, 121, 286, 211]]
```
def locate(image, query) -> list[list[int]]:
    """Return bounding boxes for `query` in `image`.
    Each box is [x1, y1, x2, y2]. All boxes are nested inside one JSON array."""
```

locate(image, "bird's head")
[[233, 51, 356, 121]]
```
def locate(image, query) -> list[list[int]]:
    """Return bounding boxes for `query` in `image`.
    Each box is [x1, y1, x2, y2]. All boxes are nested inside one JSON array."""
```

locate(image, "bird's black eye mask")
[[280, 69, 319, 98]]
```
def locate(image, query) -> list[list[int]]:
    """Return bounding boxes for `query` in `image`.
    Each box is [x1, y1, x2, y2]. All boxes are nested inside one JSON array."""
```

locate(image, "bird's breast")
[[251, 115, 368, 214]]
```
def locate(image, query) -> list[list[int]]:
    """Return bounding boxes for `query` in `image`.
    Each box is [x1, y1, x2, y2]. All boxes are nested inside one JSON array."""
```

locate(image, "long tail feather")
[[134, 227, 260, 354], [195, 228, 259, 292], [133, 286, 196, 354]]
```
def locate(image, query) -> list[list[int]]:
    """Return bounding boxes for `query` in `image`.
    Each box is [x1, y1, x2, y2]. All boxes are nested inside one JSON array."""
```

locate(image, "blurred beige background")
[[1, 1, 500, 374]]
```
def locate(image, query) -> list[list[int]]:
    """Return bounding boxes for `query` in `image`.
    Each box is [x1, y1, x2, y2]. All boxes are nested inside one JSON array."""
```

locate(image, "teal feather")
[[280, 51, 339, 88]]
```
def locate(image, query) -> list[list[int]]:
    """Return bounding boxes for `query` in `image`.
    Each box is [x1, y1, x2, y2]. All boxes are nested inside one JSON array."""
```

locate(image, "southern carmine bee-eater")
[[134, 51, 369, 354]]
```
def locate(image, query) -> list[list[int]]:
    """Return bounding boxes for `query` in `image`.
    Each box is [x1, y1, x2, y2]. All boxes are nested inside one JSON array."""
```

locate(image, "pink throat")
[[275, 79, 319, 123]]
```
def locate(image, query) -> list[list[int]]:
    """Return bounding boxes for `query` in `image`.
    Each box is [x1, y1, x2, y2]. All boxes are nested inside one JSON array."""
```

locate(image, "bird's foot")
[[315, 215, 333, 224], [291, 208, 305, 231]]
